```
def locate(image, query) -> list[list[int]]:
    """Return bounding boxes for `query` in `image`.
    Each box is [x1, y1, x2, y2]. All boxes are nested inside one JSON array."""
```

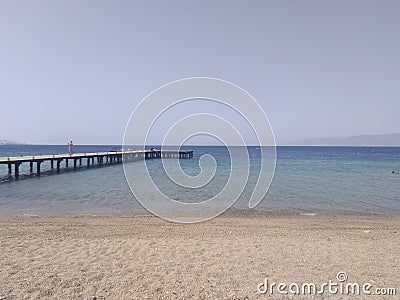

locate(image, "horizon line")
[[2, 143, 400, 147]]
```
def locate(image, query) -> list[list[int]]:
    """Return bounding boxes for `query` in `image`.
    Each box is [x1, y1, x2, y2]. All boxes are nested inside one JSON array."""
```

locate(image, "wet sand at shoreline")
[[0, 211, 399, 299]]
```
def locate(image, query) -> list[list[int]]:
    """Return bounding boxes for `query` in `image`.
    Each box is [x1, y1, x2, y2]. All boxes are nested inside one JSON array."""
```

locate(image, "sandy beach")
[[0, 212, 399, 300]]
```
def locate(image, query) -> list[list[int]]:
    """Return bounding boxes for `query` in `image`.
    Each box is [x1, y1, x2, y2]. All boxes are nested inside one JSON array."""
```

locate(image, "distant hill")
[[293, 133, 400, 146], [0, 139, 24, 145]]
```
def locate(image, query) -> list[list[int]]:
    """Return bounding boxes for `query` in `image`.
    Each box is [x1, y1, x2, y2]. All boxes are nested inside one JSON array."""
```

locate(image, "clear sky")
[[0, 0, 399, 145]]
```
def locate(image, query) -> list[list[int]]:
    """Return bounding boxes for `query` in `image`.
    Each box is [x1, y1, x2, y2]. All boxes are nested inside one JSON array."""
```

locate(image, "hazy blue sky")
[[0, 0, 399, 145]]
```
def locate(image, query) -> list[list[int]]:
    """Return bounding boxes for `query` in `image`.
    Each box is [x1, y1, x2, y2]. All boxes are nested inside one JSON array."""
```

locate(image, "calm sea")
[[0, 145, 399, 216]]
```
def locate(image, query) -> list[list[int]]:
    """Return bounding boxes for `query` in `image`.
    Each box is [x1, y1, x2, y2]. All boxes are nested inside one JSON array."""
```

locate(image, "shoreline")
[[2, 207, 400, 220]]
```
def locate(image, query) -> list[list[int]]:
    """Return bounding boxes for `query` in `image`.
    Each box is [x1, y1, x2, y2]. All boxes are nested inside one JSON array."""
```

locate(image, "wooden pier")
[[0, 150, 193, 180]]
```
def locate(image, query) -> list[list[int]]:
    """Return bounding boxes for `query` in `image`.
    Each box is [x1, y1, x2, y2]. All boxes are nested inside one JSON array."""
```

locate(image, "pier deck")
[[0, 149, 193, 180]]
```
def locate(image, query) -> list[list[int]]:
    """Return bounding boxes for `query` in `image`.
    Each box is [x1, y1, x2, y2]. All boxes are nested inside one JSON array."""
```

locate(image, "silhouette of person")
[[68, 141, 74, 155]]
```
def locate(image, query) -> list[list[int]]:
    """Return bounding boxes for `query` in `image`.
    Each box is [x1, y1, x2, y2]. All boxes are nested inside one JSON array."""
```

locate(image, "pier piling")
[[56, 160, 62, 173], [14, 163, 20, 180], [36, 161, 41, 176]]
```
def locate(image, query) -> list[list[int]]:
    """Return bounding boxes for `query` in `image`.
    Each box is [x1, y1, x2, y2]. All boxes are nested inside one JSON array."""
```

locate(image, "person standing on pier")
[[68, 141, 74, 155]]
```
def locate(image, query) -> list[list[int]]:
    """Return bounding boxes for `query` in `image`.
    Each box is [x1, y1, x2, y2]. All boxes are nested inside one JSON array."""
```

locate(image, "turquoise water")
[[0, 145, 399, 216]]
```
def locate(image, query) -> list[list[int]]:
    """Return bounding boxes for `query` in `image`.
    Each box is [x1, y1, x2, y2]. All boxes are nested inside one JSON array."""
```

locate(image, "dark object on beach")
[[392, 171, 395, 174]]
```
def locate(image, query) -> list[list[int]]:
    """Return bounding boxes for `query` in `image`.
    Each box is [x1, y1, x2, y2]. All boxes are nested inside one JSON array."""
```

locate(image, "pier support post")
[[79, 158, 82, 166], [8, 163, 12, 175], [14, 163, 20, 180], [50, 160, 54, 169], [56, 159, 62, 173], [73, 159, 77, 170], [36, 161, 42, 177], [30, 161, 33, 172], [65, 159, 69, 168], [87, 158, 90, 168]]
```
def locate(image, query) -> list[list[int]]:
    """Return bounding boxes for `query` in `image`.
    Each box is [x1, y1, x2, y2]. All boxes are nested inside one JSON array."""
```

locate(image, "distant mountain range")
[[292, 133, 400, 146], [0, 139, 24, 145]]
